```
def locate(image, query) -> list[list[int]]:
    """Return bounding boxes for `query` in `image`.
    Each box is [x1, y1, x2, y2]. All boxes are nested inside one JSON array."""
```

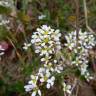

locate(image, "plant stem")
[[83, 0, 95, 34]]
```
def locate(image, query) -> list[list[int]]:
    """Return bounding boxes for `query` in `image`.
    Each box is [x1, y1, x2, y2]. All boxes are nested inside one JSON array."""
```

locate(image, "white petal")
[[51, 76, 55, 81], [0, 52, 4, 56], [46, 83, 50, 89], [35, 50, 40, 53], [67, 85, 71, 90], [31, 91, 36, 96], [40, 78, 45, 82], [38, 90, 41, 96], [24, 85, 33, 92], [30, 75, 35, 79], [66, 90, 71, 94], [41, 58, 45, 61]]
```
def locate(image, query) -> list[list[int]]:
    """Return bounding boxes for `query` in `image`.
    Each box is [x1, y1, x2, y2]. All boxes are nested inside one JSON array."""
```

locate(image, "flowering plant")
[[24, 25, 96, 96]]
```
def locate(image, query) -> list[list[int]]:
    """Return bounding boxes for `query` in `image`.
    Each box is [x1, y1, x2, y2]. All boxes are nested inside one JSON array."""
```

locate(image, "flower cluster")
[[24, 25, 62, 96], [24, 26, 95, 96], [31, 25, 61, 57], [39, 67, 55, 89], [65, 29, 95, 81], [65, 30, 95, 51], [24, 64, 55, 96]]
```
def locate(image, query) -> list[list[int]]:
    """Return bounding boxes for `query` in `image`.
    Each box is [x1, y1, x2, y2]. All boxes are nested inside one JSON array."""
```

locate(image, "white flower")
[[84, 72, 93, 82], [55, 65, 63, 73], [80, 64, 88, 75], [33, 65, 55, 90], [30, 75, 38, 81], [24, 75, 38, 92], [46, 76, 55, 89], [23, 43, 31, 50], [46, 69, 51, 77], [40, 78, 45, 83], [38, 15, 46, 20], [72, 56, 83, 66], [31, 90, 41, 96], [62, 82, 72, 94], [65, 31, 76, 50], [24, 74, 42, 96], [41, 56, 51, 62], [0, 20, 9, 26], [31, 91, 36, 96], [33, 65, 55, 89], [24, 85, 33, 92], [54, 60, 57, 63], [38, 90, 41, 96], [38, 67, 52, 83]]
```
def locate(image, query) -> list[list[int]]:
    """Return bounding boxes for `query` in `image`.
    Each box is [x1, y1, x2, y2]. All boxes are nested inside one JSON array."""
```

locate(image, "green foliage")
[[0, 26, 9, 40], [5, 81, 25, 96], [0, 6, 11, 14]]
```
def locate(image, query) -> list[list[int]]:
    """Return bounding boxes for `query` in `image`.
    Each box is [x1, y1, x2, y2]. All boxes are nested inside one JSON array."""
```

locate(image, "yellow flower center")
[[44, 38, 49, 43], [44, 31, 48, 35]]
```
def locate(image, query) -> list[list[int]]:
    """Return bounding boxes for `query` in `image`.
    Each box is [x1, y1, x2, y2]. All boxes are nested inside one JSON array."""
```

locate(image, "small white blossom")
[[80, 64, 88, 75], [41, 56, 51, 62], [38, 67, 52, 83], [46, 76, 55, 89], [24, 75, 38, 91], [38, 15, 46, 20], [31, 91, 36, 96], [62, 82, 72, 94], [0, 19, 9, 26], [23, 43, 31, 50], [24, 75, 42, 96], [24, 85, 34, 92], [84, 72, 93, 82], [54, 60, 57, 63], [55, 65, 63, 73], [72, 57, 83, 66], [31, 90, 41, 96]]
